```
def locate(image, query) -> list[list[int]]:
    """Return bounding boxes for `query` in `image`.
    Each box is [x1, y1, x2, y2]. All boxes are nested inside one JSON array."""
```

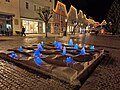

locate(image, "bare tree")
[[106, 0, 120, 35], [37, 7, 53, 37]]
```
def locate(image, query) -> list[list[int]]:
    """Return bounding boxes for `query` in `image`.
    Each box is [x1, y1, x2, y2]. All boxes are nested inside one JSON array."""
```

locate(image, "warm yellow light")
[[67, 5, 78, 18]]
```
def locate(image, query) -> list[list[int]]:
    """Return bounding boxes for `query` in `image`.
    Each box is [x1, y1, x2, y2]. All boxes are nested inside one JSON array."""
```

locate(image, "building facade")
[[67, 5, 78, 33], [52, 1, 67, 34], [20, 0, 54, 34], [0, 0, 21, 35]]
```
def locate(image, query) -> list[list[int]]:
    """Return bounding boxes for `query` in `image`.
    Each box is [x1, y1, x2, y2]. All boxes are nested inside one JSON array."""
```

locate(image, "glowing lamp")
[[80, 47, 86, 55], [35, 57, 42, 65]]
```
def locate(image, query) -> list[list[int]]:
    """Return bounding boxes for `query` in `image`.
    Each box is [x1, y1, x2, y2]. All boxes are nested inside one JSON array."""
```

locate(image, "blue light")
[[80, 47, 86, 55], [41, 41, 44, 47], [69, 39, 73, 47], [10, 52, 17, 59], [90, 45, 95, 51], [19, 46, 23, 52], [62, 46, 66, 55], [33, 50, 40, 57], [58, 42, 62, 49], [35, 57, 42, 65], [38, 43, 43, 51], [66, 57, 73, 64], [55, 41, 58, 48], [54, 41, 57, 45], [74, 44, 79, 50]]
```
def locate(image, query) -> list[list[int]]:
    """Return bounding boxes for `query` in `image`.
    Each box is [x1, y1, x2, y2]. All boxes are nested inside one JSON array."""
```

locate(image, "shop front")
[[21, 18, 52, 34], [0, 12, 14, 35], [21, 19, 39, 33]]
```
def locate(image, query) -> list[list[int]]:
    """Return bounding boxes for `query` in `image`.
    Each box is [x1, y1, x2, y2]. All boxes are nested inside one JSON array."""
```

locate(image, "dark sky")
[[55, 0, 114, 23]]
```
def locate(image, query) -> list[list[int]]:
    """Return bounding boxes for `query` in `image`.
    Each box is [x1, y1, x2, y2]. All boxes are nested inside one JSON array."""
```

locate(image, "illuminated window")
[[26, 2, 29, 9]]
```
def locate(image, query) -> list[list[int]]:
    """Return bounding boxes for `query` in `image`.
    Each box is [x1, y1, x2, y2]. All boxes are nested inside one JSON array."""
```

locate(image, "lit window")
[[26, 2, 29, 9]]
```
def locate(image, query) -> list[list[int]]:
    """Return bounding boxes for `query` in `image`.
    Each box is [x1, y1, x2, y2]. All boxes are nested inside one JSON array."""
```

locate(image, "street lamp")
[[64, 19, 67, 36]]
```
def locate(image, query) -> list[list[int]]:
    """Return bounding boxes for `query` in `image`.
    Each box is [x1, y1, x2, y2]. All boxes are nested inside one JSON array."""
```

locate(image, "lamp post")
[[64, 19, 67, 36]]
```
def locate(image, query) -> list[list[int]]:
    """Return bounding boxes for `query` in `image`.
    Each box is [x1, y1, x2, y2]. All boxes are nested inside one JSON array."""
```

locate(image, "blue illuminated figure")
[[54, 41, 57, 45], [62, 46, 66, 55], [55, 41, 58, 48], [38, 43, 43, 51], [80, 47, 86, 55], [19, 46, 23, 52], [34, 50, 40, 57], [10, 52, 17, 59], [69, 39, 73, 47], [35, 57, 42, 65], [74, 44, 79, 50], [66, 57, 73, 64], [57, 42, 62, 50], [41, 41, 44, 47], [90, 45, 95, 51]]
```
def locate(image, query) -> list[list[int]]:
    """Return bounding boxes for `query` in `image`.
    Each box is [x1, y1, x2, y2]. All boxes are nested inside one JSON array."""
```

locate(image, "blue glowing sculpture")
[[55, 41, 58, 48], [57, 42, 62, 50], [10, 52, 17, 59], [19, 46, 23, 52], [38, 43, 43, 51], [33, 50, 40, 57], [41, 41, 44, 47], [69, 39, 73, 47], [90, 45, 95, 51], [35, 57, 42, 65], [62, 46, 66, 55], [66, 57, 73, 64], [80, 47, 86, 55], [74, 44, 79, 50], [54, 41, 57, 45]]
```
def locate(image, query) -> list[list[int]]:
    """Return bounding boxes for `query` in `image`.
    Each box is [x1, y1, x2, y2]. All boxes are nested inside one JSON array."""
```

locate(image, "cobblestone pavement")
[[0, 33, 120, 90]]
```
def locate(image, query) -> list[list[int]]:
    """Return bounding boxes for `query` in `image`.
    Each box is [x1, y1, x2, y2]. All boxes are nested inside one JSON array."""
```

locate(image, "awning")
[[0, 12, 15, 17]]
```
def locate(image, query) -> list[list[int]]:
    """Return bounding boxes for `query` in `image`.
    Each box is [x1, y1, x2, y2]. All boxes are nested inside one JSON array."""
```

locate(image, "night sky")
[[55, 0, 114, 23]]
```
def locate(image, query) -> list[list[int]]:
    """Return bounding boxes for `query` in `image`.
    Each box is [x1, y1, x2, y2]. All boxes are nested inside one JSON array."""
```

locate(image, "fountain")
[[19, 46, 23, 52], [35, 57, 42, 65], [74, 44, 79, 50], [10, 52, 17, 59], [66, 57, 73, 64], [69, 39, 73, 47], [80, 47, 86, 55], [62, 46, 66, 55]]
